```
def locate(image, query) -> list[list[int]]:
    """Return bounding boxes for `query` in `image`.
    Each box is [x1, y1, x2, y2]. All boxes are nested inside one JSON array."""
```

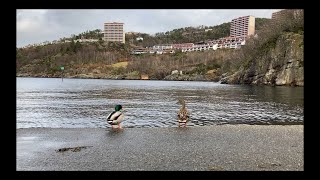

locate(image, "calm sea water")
[[17, 77, 303, 128]]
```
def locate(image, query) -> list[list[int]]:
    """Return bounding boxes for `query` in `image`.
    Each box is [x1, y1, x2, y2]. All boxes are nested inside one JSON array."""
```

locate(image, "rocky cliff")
[[221, 32, 304, 86]]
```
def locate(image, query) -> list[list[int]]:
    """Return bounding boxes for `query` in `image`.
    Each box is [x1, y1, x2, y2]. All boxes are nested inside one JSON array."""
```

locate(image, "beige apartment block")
[[230, 15, 255, 37], [104, 22, 125, 43]]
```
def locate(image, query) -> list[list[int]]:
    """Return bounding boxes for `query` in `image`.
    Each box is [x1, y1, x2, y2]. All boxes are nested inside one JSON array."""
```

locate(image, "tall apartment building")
[[103, 22, 125, 43], [230, 15, 255, 37]]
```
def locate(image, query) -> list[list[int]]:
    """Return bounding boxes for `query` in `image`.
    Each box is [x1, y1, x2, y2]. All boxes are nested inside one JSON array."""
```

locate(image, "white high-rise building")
[[230, 15, 255, 37], [103, 22, 125, 43]]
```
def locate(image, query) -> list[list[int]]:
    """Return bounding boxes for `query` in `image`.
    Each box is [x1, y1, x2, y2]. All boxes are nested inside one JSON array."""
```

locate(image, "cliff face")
[[221, 32, 304, 86]]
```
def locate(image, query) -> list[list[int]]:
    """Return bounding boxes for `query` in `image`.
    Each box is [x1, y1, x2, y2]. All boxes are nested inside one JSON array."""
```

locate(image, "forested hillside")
[[126, 18, 270, 47], [16, 14, 304, 87]]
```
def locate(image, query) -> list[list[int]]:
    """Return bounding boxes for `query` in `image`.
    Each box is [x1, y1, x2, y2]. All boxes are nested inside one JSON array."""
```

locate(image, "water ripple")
[[17, 78, 304, 128]]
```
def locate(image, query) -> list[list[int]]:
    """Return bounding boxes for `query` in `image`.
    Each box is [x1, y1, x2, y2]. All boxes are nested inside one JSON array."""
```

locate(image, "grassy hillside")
[[17, 17, 281, 81]]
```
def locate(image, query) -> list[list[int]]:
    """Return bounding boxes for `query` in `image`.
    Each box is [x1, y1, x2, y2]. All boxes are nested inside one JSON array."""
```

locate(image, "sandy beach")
[[16, 125, 303, 171]]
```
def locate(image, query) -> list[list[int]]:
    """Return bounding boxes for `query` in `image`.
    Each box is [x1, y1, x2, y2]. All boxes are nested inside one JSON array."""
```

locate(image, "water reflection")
[[242, 85, 304, 106], [17, 78, 304, 128]]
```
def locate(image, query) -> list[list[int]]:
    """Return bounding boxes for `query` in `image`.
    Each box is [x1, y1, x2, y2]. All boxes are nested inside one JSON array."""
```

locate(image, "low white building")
[[74, 39, 99, 43], [153, 44, 173, 50], [156, 50, 163, 54], [181, 43, 218, 52], [172, 43, 194, 49], [131, 49, 147, 55], [149, 50, 156, 54], [136, 37, 143, 41], [215, 36, 246, 49]]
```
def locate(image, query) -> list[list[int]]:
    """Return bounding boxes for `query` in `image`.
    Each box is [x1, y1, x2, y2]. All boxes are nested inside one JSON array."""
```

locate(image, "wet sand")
[[17, 125, 303, 171]]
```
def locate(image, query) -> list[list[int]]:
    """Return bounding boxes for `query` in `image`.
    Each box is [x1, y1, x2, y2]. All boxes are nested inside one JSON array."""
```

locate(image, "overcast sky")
[[17, 9, 281, 47]]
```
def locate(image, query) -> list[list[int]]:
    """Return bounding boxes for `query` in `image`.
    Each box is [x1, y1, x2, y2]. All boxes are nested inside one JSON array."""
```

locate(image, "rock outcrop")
[[221, 32, 303, 86]]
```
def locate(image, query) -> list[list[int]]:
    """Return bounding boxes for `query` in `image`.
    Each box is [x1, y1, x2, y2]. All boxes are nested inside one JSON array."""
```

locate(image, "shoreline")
[[16, 76, 304, 87], [16, 75, 218, 82], [17, 125, 303, 171]]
